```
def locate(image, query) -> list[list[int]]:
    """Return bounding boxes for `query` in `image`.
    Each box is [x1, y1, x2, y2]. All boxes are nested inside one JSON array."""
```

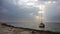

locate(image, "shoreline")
[[0, 23, 60, 34]]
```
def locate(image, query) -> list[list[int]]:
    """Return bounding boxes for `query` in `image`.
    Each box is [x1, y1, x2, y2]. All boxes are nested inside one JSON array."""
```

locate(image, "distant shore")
[[0, 23, 60, 34]]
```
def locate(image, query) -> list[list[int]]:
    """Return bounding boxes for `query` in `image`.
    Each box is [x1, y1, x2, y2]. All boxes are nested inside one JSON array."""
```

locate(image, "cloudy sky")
[[0, 0, 60, 23]]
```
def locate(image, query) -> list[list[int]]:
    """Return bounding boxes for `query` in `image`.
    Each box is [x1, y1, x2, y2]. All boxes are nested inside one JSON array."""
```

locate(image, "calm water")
[[6, 22, 60, 32]]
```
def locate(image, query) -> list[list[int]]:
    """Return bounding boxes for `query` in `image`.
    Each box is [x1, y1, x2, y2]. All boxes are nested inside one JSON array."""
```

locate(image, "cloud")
[[1, 0, 60, 22], [0, 0, 40, 22], [39, 0, 58, 1], [45, 1, 60, 22]]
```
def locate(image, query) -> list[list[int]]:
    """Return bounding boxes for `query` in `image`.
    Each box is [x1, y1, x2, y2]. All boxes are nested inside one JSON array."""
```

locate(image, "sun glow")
[[26, 2, 35, 6], [48, 1, 52, 4], [19, 0, 29, 2], [35, 16, 40, 19], [38, 11, 44, 14], [39, 5, 45, 10], [35, 16, 44, 20], [45, 1, 56, 5], [45, 1, 52, 5]]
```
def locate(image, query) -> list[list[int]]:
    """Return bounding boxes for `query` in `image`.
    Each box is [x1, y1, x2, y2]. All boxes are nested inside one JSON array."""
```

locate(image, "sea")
[[5, 22, 60, 32]]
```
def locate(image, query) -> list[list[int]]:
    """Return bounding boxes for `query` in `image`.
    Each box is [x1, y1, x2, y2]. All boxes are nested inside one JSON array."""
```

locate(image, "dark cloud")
[[0, 0, 40, 20]]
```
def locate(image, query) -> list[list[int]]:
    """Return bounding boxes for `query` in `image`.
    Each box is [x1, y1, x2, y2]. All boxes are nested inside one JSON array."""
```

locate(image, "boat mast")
[[39, 4, 45, 28], [40, 5, 44, 23]]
